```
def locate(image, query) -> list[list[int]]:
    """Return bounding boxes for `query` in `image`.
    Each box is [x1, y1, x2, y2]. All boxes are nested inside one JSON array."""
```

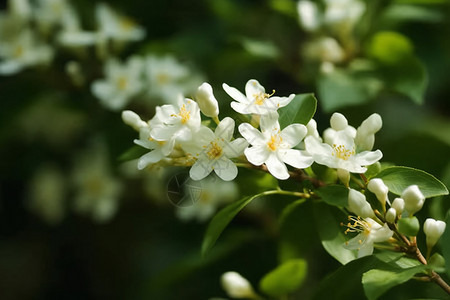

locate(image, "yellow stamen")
[[171, 104, 191, 124], [332, 144, 355, 160], [267, 133, 282, 151], [157, 73, 169, 85], [117, 77, 128, 90], [120, 17, 136, 31], [253, 90, 275, 106], [14, 45, 24, 58], [206, 141, 223, 159]]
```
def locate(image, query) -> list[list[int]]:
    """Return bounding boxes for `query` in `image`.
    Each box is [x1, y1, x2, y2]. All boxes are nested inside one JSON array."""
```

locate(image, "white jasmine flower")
[[72, 141, 123, 223], [221, 271, 257, 299], [304, 113, 383, 174], [183, 118, 248, 181], [57, 4, 97, 48], [95, 2, 145, 42], [91, 56, 144, 110], [9, 0, 32, 21], [239, 112, 313, 180], [223, 79, 295, 115], [150, 97, 202, 153], [423, 218, 446, 250], [344, 217, 393, 258], [175, 176, 238, 222], [34, 0, 73, 31], [348, 188, 374, 219], [402, 185, 425, 216], [195, 82, 219, 118], [0, 29, 53, 75], [303, 37, 345, 68], [297, 0, 321, 32]]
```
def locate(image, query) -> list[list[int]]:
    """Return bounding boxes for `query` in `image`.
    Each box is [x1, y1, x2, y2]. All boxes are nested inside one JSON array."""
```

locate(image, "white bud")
[[391, 198, 405, 216], [367, 178, 389, 206], [221, 271, 255, 299], [385, 208, 396, 223], [297, 0, 320, 32], [122, 110, 148, 131], [402, 185, 425, 216], [423, 218, 446, 249], [348, 189, 375, 218], [360, 113, 382, 134], [306, 119, 321, 140], [355, 114, 382, 150], [330, 112, 348, 131], [195, 82, 219, 118], [337, 168, 350, 187]]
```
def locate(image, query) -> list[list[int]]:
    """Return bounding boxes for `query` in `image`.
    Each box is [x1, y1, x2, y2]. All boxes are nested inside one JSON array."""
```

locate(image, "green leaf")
[[118, 145, 148, 162], [201, 192, 266, 257], [397, 216, 420, 236], [376, 166, 449, 198], [314, 203, 357, 265], [362, 265, 427, 300], [316, 185, 349, 208], [279, 198, 307, 228], [259, 259, 307, 297], [367, 31, 414, 65], [374, 252, 421, 269], [441, 211, 450, 279], [278, 93, 317, 128]]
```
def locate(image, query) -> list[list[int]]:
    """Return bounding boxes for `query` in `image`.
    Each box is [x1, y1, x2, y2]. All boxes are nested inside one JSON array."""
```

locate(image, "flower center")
[[177, 104, 191, 124], [253, 90, 275, 106], [14, 45, 24, 58], [206, 141, 223, 159], [157, 73, 170, 85], [117, 77, 128, 90], [120, 17, 135, 31], [267, 134, 282, 151], [332, 144, 355, 160], [343, 216, 372, 237]]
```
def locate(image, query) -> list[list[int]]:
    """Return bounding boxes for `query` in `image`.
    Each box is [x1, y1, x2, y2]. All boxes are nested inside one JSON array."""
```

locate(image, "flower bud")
[[367, 178, 389, 206], [385, 208, 396, 224], [348, 189, 374, 218], [391, 198, 405, 216], [195, 82, 219, 118], [122, 110, 148, 131], [297, 0, 320, 32], [423, 218, 446, 249], [330, 112, 348, 131], [306, 119, 321, 140], [221, 271, 256, 299], [337, 168, 350, 187], [360, 113, 382, 134], [402, 185, 425, 216]]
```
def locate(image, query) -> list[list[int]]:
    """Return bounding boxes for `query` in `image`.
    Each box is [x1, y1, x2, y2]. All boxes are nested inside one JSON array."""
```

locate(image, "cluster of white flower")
[[345, 179, 446, 258], [297, 0, 366, 72], [123, 79, 384, 183], [0, 0, 145, 75]]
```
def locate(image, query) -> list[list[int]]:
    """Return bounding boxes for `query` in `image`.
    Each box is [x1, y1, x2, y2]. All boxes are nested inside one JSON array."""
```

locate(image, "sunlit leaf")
[[259, 259, 307, 297], [278, 93, 317, 128], [316, 185, 349, 208]]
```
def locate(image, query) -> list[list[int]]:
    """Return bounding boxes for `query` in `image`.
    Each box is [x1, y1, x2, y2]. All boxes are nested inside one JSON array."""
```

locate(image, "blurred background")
[[1, 0, 450, 299]]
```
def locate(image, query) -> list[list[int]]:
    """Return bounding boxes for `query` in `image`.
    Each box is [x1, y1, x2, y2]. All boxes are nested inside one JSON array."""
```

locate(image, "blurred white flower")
[[95, 2, 145, 43], [34, 0, 73, 33], [323, 0, 365, 34], [28, 164, 66, 225], [344, 217, 393, 258], [239, 112, 313, 180], [220, 271, 257, 299], [0, 29, 53, 75], [72, 141, 123, 223], [175, 176, 238, 222], [303, 37, 345, 72], [91, 56, 144, 110], [297, 0, 321, 32], [183, 118, 248, 181], [57, 3, 97, 48], [223, 79, 295, 115]]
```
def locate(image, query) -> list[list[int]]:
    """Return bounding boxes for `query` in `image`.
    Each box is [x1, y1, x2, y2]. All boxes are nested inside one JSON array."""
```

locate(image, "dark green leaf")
[[362, 265, 427, 300], [441, 211, 450, 279], [201, 192, 266, 257], [316, 185, 349, 208], [376, 166, 449, 198], [278, 93, 317, 128], [118, 145, 148, 162], [278, 198, 307, 228], [314, 203, 357, 265], [259, 259, 307, 297]]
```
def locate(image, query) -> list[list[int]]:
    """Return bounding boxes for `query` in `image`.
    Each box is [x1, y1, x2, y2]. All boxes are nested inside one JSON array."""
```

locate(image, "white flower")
[[72, 141, 122, 223], [345, 217, 393, 258], [91, 56, 144, 110], [34, 0, 72, 32], [423, 218, 446, 249], [56, 3, 97, 48], [323, 0, 365, 33], [239, 112, 313, 180], [304, 113, 383, 174], [223, 79, 295, 115], [150, 97, 202, 153], [348, 188, 375, 218], [221, 271, 256, 299], [175, 176, 238, 222], [297, 0, 321, 32], [9, 0, 32, 21], [303, 37, 345, 66], [95, 2, 145, 42], [183, 118, 248, 181], [0, 29, 53, 75], [195, 82, 219, 118], [402, 185, 425, 216]]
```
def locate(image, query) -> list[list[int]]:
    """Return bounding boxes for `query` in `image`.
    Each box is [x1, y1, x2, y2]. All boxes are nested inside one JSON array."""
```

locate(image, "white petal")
[[190, 159, 213, 181], [280, 124, 307, 147], [271, 94, 295, 108], [91, 80, 112, 100], [259, 112, 280, 132], [304, 136, 333, 156], [245, 79, 265, 99], [137, 150, 164, 169], [214, 157, 238, 181], [238, 123, 265, 145], [353, 150, 383, 166], [223, 83, 249, 104], [244, 146, 268, 166], [279, 149, 313, 169], [371, 223, 393, 243], [230, 101, 252, 114], [357, 242, 374, 258], [338, 159, 367, 173], [151, 126, 177, 141], [215, 117, 235, 141], [224, 138, 248, 158], [265, 153, 289, 180]]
